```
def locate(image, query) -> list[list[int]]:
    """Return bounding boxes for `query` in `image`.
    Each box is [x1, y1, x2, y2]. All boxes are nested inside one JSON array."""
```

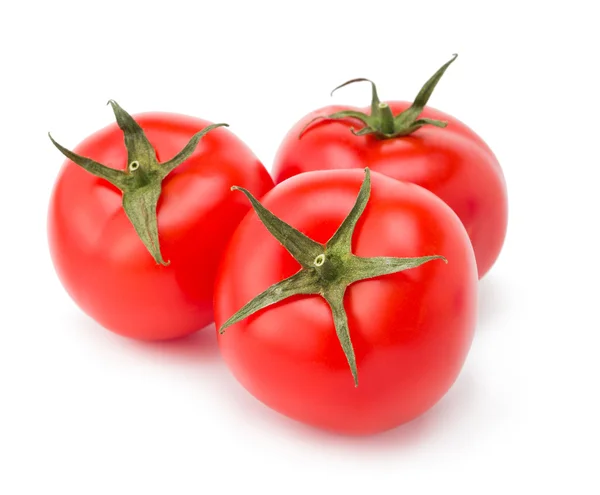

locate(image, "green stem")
[[378, 103, 395, 135]]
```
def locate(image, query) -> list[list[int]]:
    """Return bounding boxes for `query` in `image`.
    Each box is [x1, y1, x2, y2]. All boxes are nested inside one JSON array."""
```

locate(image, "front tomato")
[[214, 169, 477, 435], [48, 102, 273, 340]]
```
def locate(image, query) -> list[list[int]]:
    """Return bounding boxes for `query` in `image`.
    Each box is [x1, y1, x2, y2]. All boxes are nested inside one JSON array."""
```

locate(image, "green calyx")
[[219, 169, 447, 386], [300, 54, 457, 140], [49, 101, 228, 265]]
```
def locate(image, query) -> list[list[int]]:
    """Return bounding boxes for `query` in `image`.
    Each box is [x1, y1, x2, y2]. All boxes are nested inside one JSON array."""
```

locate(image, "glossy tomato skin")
[[272, 102, 507, 279], [49, 113, 273, 340], [214, 170, 477, 435]]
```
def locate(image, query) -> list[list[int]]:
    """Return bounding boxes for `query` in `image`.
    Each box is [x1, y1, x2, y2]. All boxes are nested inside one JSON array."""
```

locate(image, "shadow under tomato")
[[69, 310, 222, 365], [477, 275, 511, 330], [70, 307, 479, 449], [219, 364, 479, 451], [357, 371, 479, 449], [124, 323, 222, 364]]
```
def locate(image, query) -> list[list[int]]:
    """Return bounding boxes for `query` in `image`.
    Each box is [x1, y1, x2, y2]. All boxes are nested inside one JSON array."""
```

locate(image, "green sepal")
[[350, 127, 378, 137], [161, 123, 229, 175], [323, 286, 357, 385], [220, 169, 447, 386], [108, 100, 158, 168], [122, 184, 167, 265], [326, 167, 370, 253], [230, 186, 323, 268], [299, 110, 376, 139], [50, 101, 228, 264], [48, 133, 128, 189], [219, 270, 322, 333], [300, 54, 458, 140], [331, 78, 381, 115], [395, 53, 457, 128], [346, 255, 447, 283]]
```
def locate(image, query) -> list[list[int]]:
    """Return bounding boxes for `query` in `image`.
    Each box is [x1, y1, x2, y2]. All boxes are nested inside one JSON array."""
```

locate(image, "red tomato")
[[49, 104, 273, 340], [272, 57, 507, 279], [214, 169, 477, 435]]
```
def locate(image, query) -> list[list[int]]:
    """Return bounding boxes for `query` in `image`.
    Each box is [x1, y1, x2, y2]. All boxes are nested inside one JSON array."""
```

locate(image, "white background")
[[1, 1, 598, 493]]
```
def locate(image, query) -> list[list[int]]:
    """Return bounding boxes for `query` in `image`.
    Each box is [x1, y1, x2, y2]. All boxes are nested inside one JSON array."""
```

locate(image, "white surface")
[[1, 1, 598, 493]]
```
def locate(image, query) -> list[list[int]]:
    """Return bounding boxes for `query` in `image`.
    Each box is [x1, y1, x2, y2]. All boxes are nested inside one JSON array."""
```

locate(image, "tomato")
[[48, 101, 273, 341], [214, 169, 477, 435], [272, 55, 507, 279]]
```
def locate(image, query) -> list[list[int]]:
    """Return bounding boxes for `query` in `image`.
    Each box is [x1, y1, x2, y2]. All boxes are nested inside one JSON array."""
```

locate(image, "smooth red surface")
[[48, 113, 273, 340], [272, 102, 507, 278], [215, 170, 478, 435]]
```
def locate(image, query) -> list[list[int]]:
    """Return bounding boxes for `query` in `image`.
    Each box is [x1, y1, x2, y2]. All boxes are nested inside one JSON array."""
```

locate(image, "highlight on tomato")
[[272, 55, 507, 279], [48, 101, 273, 340], [215, 168, 478, 435]]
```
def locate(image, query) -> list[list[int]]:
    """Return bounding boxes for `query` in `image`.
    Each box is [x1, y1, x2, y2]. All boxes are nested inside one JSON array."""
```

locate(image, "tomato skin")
[[48, 113, 273, 340], [272, 102, 507, 279], [214, 169, 477, 435]]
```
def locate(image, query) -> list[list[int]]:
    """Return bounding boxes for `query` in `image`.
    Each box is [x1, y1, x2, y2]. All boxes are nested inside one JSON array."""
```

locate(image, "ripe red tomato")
[[214, 169, 477, 435], [48, 102, 273, 340], [272, 56, 507, 279]]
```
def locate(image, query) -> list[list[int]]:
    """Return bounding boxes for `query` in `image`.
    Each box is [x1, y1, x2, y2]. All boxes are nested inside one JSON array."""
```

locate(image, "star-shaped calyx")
[[219, 169, 447, 386], [300, 54, 458, 140], [49, 101, 228, 265]]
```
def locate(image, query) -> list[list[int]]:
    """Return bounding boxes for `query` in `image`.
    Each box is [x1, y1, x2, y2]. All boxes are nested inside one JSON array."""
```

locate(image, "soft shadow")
[[220, 368, 478, 451], [477, 275, 510, 329], [357, 371, 478, 450], [69, 311, 221, 366], [123, 323, 222, 365]]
